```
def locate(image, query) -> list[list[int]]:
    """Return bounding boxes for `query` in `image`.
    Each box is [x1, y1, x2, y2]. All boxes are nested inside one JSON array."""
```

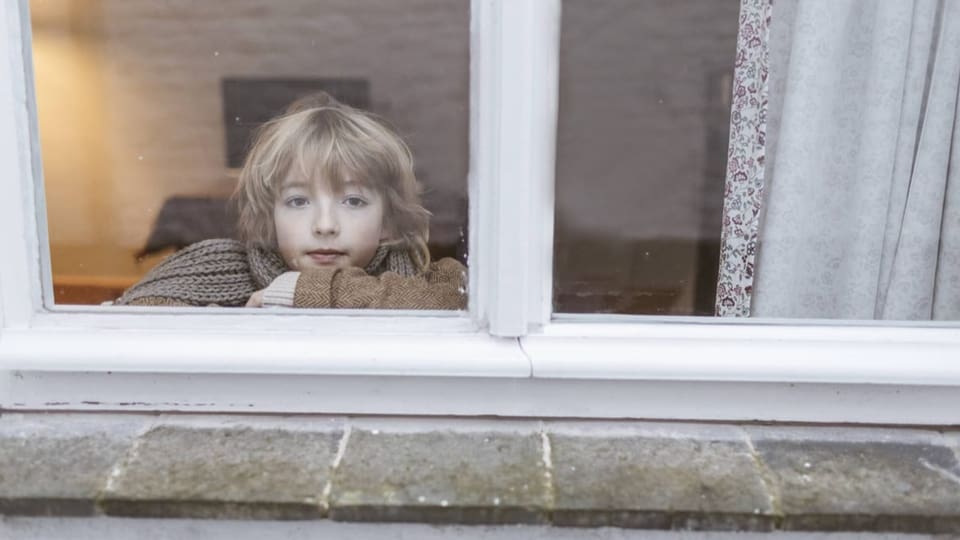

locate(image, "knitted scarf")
[[115, 238, 417, 306]]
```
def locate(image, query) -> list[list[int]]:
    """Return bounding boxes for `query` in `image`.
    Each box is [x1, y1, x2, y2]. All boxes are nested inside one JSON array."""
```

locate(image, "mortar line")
[[96, 415, 159, 513], [539, 420, 556, 512], [320, 420, 353, 513], [740, 427, 783, 525], [919, 457, 960, 485]]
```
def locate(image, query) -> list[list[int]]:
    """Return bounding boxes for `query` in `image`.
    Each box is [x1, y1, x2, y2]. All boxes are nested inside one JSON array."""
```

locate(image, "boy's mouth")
[[307, 249, 346, 265]]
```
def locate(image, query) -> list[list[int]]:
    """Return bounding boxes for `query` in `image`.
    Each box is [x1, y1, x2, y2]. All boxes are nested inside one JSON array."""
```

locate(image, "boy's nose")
[[312, 206, 339, 236]]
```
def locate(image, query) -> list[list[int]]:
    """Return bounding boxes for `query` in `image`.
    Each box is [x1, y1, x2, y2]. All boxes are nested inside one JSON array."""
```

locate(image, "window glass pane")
[[32, 0, 468, 310], [557, 0, 960, 322], [554, 0, 740, 315]]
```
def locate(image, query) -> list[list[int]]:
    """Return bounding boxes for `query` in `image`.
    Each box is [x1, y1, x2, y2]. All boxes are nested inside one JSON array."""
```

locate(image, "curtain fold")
[[752, 0, 960, 319]]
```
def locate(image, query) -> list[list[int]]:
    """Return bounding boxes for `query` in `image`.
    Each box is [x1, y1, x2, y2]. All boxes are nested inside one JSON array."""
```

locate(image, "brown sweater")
[[118, 239, 466, 310], [291, 259, 466, 310], [127, 261, 466, 310]]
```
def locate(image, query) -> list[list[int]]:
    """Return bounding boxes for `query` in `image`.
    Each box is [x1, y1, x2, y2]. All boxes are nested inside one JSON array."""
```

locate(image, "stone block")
[[100, 416, 344, 519], [750, 427, 960, 533], [547, 422, 774, 531], [330, 420, 548, 524], [0, 413, 146, 516]]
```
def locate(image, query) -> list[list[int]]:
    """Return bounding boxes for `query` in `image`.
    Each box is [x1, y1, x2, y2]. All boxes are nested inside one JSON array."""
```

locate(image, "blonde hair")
[[235, 92, 431, 270]]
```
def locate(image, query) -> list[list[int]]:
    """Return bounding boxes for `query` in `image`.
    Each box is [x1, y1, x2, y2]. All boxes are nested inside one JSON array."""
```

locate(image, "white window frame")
[[2, 0, 960, 425]]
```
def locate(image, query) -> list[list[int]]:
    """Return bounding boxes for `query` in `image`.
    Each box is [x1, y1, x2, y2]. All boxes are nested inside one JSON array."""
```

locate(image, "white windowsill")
[[3, 315, 960, 425]]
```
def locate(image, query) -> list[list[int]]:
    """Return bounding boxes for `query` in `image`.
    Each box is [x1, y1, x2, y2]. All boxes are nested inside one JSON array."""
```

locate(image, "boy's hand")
[[246, 289, 265, 308]]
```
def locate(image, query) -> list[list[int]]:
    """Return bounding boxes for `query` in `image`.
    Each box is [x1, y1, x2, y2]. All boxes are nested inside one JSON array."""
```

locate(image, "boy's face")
[[274, 173, 386, 271]]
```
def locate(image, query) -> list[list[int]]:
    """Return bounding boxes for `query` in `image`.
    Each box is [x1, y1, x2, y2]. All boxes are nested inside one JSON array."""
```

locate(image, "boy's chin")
[[297, 254, 351, 270]]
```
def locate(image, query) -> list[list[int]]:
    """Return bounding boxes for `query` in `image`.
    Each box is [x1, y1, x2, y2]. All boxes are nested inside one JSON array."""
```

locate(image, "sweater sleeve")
[[261, 271, 301, 307], [293, 258, 467, 310]]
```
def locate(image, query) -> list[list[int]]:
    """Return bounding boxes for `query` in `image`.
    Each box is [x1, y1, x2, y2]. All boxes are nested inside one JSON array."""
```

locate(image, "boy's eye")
[[285, 196, 310, 208], [342, 196, 368, 208]]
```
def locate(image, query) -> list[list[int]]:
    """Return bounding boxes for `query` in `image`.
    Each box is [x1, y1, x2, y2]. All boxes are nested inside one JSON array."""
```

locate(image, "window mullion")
[[471, 0, 559, 337]]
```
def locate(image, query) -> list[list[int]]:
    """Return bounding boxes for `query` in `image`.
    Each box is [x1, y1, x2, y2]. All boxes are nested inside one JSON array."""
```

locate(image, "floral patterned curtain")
[[715, 0, 771, 316]]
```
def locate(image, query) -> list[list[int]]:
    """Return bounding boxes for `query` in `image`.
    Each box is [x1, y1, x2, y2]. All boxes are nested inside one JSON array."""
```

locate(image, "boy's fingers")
[[246, 290, 264, 307]]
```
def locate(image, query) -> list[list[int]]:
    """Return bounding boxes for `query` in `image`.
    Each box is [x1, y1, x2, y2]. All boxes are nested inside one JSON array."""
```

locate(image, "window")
[[30, 0, 469, 308], [2, 0, 960, 425]]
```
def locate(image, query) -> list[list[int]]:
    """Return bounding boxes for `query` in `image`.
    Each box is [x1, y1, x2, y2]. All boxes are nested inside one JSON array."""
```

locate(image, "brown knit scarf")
[[115, 238, 417, 306]]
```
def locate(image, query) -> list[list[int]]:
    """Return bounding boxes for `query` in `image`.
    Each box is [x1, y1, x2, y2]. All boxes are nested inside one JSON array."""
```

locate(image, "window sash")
[[4, 0, 558, 335], [0, 0, 44, 330], [2, 0, 960, 425]]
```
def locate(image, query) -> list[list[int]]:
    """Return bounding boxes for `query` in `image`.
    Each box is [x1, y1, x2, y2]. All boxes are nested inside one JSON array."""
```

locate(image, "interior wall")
[[32, 0, 110, 251], [33, 0, 470, 280], [554, 0, 741, 314], [557, 0, 740, 240]]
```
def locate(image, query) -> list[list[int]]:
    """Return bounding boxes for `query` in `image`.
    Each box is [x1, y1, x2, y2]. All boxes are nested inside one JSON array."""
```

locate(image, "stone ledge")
[[1, 413, 958, 534], [99, 416, 343, 520]]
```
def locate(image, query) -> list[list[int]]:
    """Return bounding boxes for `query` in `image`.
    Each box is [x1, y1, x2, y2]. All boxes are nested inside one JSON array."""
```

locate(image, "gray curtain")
[[753, 0, 960, 319]]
